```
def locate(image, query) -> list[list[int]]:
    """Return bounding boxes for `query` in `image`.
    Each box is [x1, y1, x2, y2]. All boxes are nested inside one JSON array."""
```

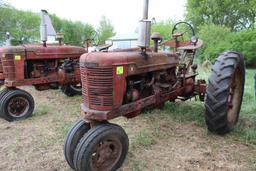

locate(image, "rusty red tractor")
[[64, 1, 245, 170], [0, 10, 86, 121]]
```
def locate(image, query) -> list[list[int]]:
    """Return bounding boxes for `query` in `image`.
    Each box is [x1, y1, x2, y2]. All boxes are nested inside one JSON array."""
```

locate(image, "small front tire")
[[64, 119, 91, 169], [73, 123, 129, 171]]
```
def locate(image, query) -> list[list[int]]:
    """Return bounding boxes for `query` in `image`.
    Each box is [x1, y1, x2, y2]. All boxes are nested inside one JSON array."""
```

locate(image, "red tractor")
[[64, 1, 245, 170], [0, 10, 86, 121]]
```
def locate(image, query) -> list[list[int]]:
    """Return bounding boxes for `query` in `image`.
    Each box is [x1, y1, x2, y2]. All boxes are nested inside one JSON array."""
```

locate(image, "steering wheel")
[[161, 21, 202, 52], [171, 21, 198, 45], [172, 22, 195, 37], [84, 30, 99, 45]]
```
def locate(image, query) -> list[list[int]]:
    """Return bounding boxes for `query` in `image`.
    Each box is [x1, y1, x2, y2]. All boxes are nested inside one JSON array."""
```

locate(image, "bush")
[[198, 23, 232, 62], [231, 30, 256, 67], [198, 23, 256, 67]]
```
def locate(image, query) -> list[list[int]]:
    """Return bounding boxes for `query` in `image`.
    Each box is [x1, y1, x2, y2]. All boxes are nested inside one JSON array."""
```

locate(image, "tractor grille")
[[81, 66, 113, 110], [1, 54, 15, 80], [0, 59, 3, 73]]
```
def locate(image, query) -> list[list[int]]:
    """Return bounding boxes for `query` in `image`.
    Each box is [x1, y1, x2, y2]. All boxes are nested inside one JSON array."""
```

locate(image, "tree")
[[231, 30, 256, 67], [151, 19, 174, 41], [97, 16, 115, 44], [0, 7, 40, 44], [186, 0, 256, 31], [198, 23, 232, 62], [0, 5, 96, 46]]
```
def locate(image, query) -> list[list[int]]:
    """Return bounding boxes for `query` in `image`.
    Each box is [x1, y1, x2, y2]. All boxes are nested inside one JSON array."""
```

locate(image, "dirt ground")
[[0, 87, 255, 171]]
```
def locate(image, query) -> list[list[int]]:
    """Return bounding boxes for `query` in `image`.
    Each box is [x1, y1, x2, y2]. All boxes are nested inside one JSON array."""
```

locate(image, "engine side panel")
[[80, 50, 179, 111]]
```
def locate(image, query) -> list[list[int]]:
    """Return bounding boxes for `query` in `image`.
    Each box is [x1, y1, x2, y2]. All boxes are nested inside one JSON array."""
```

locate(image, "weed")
[[133, 130, 154, 148]]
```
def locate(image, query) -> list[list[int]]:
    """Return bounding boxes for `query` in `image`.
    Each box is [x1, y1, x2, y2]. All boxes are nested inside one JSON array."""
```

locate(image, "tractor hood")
[[80, 50, 179, 76], [0, 44, 86, 59]]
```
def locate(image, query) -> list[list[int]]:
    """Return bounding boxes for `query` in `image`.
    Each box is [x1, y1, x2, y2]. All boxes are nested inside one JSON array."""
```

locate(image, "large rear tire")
[[64, 119, 90, 169], [73, 123, 129, 171], [0, 88, 35, 121], [204, 51, 245, 134]]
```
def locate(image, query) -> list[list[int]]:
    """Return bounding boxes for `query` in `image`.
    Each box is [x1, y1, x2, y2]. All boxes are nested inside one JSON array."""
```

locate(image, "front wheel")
[[61, 83, 82, 97], [73, 123, 129, 171], [0, 88, 35, 121], [204, 51, 245, 134], [64, 119, 91, 169]]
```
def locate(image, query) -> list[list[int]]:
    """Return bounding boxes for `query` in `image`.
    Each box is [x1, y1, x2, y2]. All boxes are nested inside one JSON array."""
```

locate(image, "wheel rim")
[[7, 96, 30, 118], [227, 66, 243, 124], [90, 136, 122, 170], [70, 83, 82, 92]]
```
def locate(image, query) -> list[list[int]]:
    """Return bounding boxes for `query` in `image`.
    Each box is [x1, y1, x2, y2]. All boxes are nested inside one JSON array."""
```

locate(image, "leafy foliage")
[[231, 30, 256, 67], [151, 19, 174, 40], [0, 7, 40, 43], [198, 24, 232, 62], [97, 16, 115, 45], [186, 0, 256, 31], [0, 6, 96, 46], [198, 23, 256, 66]]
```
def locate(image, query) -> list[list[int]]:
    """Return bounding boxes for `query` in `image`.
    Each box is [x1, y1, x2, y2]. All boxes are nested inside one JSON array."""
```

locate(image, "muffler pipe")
[[143, 0, 149, 20], [137, 0, 151, 50]]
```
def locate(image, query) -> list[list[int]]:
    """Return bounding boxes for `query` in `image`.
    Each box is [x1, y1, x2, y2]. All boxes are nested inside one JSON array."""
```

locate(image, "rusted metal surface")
[[80, 51, 206, 121], [81, 79, 206, 121], [80, 51, 179, 111], [90, 136, 122, 170], [0, 58, 4, 84], [0, 44, 85, 88], [79, 21, 206, 123], [227, 66, 243, 124], [7, 96, 29, 117]]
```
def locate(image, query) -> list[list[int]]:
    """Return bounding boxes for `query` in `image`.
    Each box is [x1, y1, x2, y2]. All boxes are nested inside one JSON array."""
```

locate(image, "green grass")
[[159, 68, 256, 145], [233, 69, 256, 144], [132, 130, 154, 148]]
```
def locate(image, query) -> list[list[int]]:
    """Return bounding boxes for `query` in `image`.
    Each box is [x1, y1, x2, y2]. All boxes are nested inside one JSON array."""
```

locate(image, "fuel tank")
[[80, 49, 179, 111]]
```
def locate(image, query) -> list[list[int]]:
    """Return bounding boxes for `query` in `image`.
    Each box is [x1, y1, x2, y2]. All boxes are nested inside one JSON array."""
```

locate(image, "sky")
[[5, 0, 187, 34]]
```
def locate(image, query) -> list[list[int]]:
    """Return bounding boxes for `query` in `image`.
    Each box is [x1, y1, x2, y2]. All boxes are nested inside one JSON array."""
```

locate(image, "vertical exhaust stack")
[[40, 10, 48, 47], [5, 32, 11, 46], [40, 10, 56, 47], [137, 0, 151, 51]]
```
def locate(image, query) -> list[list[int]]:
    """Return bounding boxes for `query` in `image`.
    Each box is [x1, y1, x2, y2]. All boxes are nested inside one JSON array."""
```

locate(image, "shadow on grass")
[[163, 101, 206, 127], [142, 99, 256, 145]]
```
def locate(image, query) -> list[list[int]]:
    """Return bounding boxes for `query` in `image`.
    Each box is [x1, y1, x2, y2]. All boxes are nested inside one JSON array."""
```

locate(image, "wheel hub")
[[7, 96, 29, 118], [90, 138, 122, 170]]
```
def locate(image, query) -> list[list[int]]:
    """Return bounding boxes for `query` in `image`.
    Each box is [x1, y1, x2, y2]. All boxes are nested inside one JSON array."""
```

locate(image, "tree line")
[[1, 0, 256, 67], [0, 1, 115, 46], [152, 0, 256, 67]]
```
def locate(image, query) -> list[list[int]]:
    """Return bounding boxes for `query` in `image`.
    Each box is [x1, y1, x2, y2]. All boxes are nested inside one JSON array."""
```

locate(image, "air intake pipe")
[[137, 0, 151, 50]]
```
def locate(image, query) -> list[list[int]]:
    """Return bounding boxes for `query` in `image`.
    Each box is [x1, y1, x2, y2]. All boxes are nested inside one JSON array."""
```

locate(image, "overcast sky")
[[5, 0, 187, 34]]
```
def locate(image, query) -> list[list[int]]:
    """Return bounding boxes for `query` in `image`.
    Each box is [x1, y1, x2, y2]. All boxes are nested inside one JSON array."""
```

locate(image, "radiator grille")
[[1, 54, 15, 80], [81, 66, 113, 109], [0, 58, 3, 73]]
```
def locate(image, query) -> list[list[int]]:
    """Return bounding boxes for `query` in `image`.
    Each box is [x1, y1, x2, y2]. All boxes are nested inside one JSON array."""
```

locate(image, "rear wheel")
[[0, 88, 34, 121], [204, 51, 245, 134], [73, 123, 129, 171], [61, 83, 82, 97], [64, 119, 91, 169]]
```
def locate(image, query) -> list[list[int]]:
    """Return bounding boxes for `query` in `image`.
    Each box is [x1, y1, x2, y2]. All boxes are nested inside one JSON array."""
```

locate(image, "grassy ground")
[[0, 68, 255, 171]]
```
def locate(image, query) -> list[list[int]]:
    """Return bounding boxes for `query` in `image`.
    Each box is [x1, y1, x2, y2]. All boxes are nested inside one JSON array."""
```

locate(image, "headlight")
[[191, 36, 198, 44]]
